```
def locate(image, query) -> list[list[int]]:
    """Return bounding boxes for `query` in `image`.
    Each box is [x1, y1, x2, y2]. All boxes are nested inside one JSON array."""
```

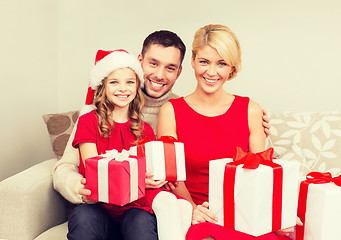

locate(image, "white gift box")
[[299, 182, 341, 240], [130, 140, 186, 181], [209, 158, 300, 236]]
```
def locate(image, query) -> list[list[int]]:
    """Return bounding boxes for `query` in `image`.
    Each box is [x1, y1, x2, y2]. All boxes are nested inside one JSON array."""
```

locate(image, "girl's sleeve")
[[72, 112, 98, 148]]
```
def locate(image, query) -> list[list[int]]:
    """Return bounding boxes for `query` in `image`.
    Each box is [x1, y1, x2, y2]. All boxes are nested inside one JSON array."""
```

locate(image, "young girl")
[[72, 49, 192, 240]]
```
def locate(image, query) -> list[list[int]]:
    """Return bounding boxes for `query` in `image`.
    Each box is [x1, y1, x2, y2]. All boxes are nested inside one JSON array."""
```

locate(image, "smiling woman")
[[157, 24, 293, 240]]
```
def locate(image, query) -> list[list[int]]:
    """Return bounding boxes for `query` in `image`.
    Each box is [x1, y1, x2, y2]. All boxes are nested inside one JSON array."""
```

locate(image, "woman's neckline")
[[182, 95, 237, 118]]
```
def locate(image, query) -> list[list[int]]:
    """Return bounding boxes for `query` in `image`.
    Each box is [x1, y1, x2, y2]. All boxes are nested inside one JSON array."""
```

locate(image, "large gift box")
[[209, 147, 300, 237], [296, 172, 341, 240], [130, 136, 186, 181], [85, 149, 146, 206]]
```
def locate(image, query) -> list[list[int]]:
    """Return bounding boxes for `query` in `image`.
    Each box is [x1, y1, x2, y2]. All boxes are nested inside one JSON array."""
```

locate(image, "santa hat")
[[85, 49, 144, 105]]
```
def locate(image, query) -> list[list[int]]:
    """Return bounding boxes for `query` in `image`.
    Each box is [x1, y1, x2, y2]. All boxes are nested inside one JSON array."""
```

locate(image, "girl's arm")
[[78, 142, 98, 204], [248, 101, 266, 153], [79, 142, 98, 166], [157, 102, 217, 224]]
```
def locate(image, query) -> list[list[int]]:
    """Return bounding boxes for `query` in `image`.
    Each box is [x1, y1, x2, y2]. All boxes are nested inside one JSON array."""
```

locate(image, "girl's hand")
[[192, 202, 218, 225], [145, 172, 168, 189], [79, 178, 98, 204]]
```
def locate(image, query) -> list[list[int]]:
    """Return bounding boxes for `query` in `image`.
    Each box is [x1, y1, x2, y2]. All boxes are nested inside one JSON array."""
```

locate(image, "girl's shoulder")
[[78, 109, 98, 124]]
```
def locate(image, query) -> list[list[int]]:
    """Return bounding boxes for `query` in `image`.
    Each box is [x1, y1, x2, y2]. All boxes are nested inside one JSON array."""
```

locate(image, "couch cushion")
[[43, 111, 79, 159], [34, 222, 68, 240], [267, 111, 341, 176]]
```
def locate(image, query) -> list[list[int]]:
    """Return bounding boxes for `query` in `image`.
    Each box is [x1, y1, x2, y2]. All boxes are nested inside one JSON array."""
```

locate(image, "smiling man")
[[137, 30, 186, 132]]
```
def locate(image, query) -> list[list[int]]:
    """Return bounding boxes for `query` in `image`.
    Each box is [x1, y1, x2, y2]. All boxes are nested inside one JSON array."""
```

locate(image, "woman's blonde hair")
[[93, 70, 144, 144], [192, 24, 242, 80]]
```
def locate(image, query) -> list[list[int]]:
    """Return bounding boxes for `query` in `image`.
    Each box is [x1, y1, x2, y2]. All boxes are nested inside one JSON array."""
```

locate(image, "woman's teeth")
[[204, 77, 218, 83]]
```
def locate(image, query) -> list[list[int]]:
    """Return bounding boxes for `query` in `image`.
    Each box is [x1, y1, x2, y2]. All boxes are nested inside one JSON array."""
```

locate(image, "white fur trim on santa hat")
[[89, 51, 144, 90]]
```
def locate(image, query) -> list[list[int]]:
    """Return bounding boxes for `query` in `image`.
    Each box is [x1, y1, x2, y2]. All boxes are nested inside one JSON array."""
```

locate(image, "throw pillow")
[[43, 111, 79, 159]]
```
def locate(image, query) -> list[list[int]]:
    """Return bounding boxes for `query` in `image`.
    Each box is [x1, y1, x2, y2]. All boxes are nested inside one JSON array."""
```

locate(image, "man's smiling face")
[[139, 44, 182, 98]]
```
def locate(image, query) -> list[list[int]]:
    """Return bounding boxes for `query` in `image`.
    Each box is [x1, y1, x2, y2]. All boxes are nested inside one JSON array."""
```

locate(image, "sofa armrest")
[[0, 159, 67, 240]]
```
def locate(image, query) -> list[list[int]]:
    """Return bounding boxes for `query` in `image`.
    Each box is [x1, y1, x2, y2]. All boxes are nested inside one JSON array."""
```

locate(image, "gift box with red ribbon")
[[296, 172, 341, 240], [131, 136, 186, 181], [85, 149, 146, 206], [209, 147, 300, 237]]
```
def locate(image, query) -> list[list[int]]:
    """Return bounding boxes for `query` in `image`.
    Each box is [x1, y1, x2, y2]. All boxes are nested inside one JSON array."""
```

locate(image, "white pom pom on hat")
[[85, 49, 144, 105]]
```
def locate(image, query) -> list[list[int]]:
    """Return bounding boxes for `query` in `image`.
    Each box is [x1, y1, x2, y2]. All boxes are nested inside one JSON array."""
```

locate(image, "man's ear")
[[177, 65, 183, 79], [137, 54, 143, 63]]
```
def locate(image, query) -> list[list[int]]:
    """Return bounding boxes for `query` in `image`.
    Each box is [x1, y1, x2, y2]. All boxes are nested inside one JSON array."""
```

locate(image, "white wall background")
[[1, 0, 340, 181]]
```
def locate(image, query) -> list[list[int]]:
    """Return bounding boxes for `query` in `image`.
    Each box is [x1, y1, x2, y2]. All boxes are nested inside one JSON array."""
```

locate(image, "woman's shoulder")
[[168, 96, 184, 104], [247, 99, 263, 118]]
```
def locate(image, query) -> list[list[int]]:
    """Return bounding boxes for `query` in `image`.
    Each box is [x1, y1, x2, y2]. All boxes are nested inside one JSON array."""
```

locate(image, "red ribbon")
[[137, 136, 179, 181], [223, 147, 283, 232], [296, 172, 341, 240]]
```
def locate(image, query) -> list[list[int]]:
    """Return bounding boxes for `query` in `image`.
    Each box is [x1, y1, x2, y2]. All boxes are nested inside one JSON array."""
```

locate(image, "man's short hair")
[[141, 30, 186, 65]]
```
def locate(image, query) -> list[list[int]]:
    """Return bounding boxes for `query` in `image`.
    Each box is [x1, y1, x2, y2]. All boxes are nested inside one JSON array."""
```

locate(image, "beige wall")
[[0, 0, 58, 181], [1, 0, 340, 181]]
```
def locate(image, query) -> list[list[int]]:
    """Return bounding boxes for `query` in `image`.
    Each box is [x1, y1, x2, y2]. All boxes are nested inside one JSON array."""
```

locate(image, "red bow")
[[296, 172, 341, 240], [305, 171, 341, 186], [233, 147, 274, 169], [137, 138, 153, 145], [157, 136, 179, 143]]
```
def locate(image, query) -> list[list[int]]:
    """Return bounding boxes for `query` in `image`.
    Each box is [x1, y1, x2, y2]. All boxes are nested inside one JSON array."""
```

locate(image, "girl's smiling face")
[[105, 67, 137, 110]]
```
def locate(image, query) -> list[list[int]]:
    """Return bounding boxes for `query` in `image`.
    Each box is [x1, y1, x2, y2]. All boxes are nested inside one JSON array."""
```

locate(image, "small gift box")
[[209, 147, 300, 237], [296, 172, 341, 240], [85, 149, 145, 206], [130, 136, 186, 181]]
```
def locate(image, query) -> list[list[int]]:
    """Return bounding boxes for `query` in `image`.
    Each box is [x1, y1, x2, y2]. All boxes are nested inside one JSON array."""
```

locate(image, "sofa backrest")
[[267, 111, 341, 177]]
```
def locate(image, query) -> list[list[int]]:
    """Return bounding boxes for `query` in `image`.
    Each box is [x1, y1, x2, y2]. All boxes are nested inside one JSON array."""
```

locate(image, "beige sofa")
[[1, 111, 340, 240]]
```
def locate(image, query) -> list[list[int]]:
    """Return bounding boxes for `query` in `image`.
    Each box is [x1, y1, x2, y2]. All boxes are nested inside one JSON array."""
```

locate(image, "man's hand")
[[163, 181, 179, 191], [145, 172, 168, 189], [262, 109, 271, 137], [192, 202, 217, 225], [275, 217, 303, 237], [78, 178, 98, 204]]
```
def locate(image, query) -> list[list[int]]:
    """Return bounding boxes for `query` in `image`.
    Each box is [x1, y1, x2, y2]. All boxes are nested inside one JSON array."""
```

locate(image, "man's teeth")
[[151, 81, 163, 87]]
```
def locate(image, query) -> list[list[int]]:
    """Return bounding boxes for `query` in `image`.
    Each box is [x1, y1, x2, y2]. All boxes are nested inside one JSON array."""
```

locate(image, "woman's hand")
[[145, 172, 168, 189], [79, 178, 98, 204], [192, 202, 218, 225]]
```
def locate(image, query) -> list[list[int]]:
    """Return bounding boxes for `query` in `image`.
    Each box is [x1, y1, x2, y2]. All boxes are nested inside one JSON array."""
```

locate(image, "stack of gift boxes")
[[84, 138, 340, 240], [85, 136, 186, 206], [209, 147, 341, 239]]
